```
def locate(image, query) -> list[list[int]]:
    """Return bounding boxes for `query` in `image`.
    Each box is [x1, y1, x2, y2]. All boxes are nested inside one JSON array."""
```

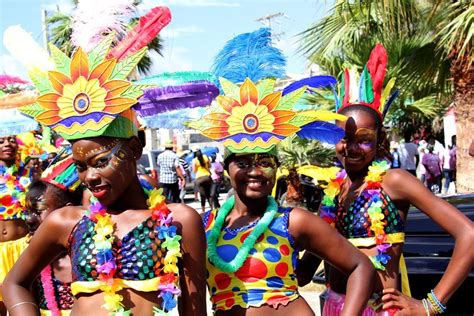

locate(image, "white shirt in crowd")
[[398, 142, 418, 170]]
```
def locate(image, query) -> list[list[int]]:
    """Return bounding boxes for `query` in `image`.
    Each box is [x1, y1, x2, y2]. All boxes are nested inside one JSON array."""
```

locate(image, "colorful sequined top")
[[68, 215, 170, 295], [335, 187, 405, 247], [0, 164, 31, 221], [203, 207, 300, 311], [36, 265, 74, 312]]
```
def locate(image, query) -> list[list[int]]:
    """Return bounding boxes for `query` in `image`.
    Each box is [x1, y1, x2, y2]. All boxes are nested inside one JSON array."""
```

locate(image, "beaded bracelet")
[[430, 290, 447, 312]]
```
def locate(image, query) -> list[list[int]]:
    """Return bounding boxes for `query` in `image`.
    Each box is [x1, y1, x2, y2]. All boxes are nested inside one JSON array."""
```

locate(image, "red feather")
[[108, 6, 172, 61], [366, 43, 387, 110], [343, 68, 350, 107]]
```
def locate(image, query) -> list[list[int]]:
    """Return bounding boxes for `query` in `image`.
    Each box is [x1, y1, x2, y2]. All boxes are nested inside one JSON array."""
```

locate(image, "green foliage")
[[277, 136, 335, 169]]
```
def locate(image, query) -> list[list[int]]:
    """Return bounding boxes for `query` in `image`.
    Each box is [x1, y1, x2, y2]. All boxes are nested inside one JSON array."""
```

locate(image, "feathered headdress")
[[211, 28, 286, 87], [41, 155, 81, 192], [337, 44, 399, 119], [187, 77, 346, 155], [19, 35, 152, 140], [0, 74, 38, 137]]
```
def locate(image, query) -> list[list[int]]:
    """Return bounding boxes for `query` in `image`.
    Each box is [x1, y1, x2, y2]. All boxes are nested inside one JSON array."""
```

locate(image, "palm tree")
[[300, 0, 473, 192], [46, 0, 163, 75]]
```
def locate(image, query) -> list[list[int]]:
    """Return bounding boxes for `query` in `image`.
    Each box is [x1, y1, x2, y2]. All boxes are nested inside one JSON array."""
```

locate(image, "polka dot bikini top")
[[68, 215, 165, 293], [203, 207, 300, 311]]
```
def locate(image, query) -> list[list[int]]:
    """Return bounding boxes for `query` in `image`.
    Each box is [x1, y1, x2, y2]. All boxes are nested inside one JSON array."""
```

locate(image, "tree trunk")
[[452, 53, 474, 193]]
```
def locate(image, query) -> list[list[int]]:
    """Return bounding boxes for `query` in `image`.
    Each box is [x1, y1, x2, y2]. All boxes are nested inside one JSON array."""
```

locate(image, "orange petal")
[[36, 110, 61, 125], [272, 110, 296, 124], [89, 59, 116, 84], [240, 78, 258, 105], [205, 113, 229, 123], [103, 97, 136, 113], [48, 72, 72, 94], [103, 80, 131, 98], [259, 91, 282, 111], [37, 93, 60, 110], [272, 124, 300, 136], [70, 47, 89, 81], [217, 96, 237, 114], [201, 127, 230, 139]]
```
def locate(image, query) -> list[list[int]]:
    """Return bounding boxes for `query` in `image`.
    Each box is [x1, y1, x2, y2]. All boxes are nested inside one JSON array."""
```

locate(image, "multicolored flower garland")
[[0, 163, 31, 220], [320, 160, 392, 270], [86, 188, 182, 315], [207, 195, 278, 273]]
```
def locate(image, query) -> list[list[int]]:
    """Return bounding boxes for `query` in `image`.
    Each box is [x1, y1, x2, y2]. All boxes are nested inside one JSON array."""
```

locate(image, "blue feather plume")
[[382, 89, 399, 119], [211, 28, 286, 87], [296, 121, 345, 145], [282, 75, 337, 96]]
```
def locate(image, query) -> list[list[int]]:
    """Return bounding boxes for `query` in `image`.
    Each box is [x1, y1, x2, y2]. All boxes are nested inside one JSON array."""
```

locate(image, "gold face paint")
[[74, 141, 127, 174]]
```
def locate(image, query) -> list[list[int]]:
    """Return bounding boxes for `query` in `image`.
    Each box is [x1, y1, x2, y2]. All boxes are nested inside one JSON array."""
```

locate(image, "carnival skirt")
[[322, 289, 398, 316], [0, 235, 29, 300]]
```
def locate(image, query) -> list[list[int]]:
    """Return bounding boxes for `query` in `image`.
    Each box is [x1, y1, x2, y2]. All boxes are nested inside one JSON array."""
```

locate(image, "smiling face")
[[72, 137, 137, 206], [336, 108, 380, 173], [227, 153, 277, 200], [0, 135, 18, 163]]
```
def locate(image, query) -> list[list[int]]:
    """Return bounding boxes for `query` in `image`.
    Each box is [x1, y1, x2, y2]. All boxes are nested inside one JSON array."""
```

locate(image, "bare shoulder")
[[36, 205, 85, 246], [384, 168, 415, 185], [288, 207, 324, 233], [168, 203, 202, 227], [383, 168, 426, 200]]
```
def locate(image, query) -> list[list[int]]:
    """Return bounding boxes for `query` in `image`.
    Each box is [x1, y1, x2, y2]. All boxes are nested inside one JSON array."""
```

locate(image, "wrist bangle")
[[8, 301, 38, 312], [430, 290, 447, 312], [422, 299, 431, 316]]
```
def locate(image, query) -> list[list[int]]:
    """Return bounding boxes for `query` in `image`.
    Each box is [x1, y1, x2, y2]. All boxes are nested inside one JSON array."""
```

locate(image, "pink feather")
[[108, 6, 172, 61], [366, 44, 387, 110]]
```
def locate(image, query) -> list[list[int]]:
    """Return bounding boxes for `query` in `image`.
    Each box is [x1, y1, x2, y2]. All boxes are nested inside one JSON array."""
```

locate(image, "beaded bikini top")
[[68, 215, 167, 292], [203, 207, 300, 311], [36, 264, 74, 311]]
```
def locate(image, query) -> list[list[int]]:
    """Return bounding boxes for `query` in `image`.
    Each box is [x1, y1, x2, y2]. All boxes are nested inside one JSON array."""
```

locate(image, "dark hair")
[[26, 180, 47, 213], [339, 105, 383, 130], [45, 183, 83, 208], [403, 130, 412, 143], [195, 149, 205, 166]]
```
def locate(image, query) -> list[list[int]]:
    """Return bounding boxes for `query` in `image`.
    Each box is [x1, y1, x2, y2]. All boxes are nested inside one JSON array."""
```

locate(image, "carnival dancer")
[[25, 156, 83, 316], [303, 44, 473, 315], [188, 77, 375, 315], [3, 35, 206, 315], [0, 75, 38, 315]]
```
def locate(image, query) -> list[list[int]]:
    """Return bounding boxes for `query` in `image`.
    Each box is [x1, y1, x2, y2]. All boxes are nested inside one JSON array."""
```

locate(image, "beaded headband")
[[19, 35, 150, 140]]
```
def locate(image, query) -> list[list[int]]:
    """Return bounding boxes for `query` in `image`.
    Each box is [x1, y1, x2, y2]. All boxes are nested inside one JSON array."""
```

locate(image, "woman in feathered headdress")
[[189, 72, 376, 314], [2, 13, 208, 315], [303, 44, 473, 315], [0, 75, 38, 315]]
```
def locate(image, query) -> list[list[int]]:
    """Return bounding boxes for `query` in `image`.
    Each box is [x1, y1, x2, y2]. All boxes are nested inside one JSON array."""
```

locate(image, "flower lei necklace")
[[0, 163, 31, 220], [207, 195, 278, 273], [87, 188, 182, 315], [320, 160, 392, 270]]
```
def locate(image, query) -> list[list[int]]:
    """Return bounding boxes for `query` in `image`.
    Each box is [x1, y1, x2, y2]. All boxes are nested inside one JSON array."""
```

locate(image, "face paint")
[[355, 128, 377, 150], [232, 154, 277, 171], [74, 141, 127, 174]]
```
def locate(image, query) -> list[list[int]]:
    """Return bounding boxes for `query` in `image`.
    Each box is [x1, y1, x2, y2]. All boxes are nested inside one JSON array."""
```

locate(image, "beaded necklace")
[[320, 160, 392, 270], [0, 162, 31, 220], [207, 195, 278, 273], [86, 188, 182, 315]]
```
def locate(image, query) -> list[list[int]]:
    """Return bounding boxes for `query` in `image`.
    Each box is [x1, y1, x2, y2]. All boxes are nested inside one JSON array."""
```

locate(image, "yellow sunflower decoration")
[[188, 77, 346, 154], [19, 35, 150, 140]]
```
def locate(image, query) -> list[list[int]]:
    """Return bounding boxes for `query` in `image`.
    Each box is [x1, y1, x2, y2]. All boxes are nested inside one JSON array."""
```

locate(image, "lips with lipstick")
[[88, 185, 111, 198], [246, 179, 268, 190]]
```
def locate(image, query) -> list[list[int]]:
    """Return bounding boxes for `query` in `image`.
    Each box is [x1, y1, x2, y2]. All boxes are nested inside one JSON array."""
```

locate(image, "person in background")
[[209, 154, 224, 209], [390, 142, 400, 169], [192, 149, 212, 213], [156, 140, 185, 203], [442, 135, 456, 194], [179, 154, 191, 203], [398, 131, 419, 177], [422, 144, 442, 194]]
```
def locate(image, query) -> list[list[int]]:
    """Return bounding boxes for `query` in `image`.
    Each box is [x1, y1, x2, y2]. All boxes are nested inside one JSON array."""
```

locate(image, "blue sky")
[[0, 0, 333, 79]]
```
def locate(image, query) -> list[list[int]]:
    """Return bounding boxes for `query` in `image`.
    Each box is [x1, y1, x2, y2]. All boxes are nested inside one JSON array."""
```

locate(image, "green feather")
[[360, 66, 374, 103]]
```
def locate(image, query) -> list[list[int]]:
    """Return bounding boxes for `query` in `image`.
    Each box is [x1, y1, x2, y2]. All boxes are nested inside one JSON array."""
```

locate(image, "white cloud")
[[145, 46, 193, 74], [0, 54, 28, 79], [142, 0, 240, 8], [160, 26, 204, 39]]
